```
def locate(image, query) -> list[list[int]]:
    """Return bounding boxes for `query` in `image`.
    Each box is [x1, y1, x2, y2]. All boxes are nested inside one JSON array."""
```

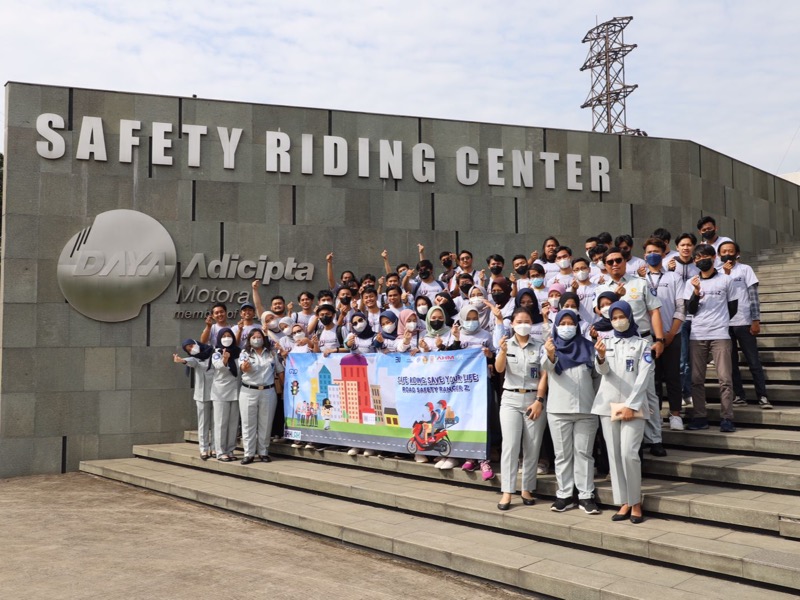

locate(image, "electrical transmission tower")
[[580, 16, 647, 136]]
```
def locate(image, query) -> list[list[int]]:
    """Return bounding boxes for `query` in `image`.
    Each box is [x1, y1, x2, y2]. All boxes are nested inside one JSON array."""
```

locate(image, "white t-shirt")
[[625, 256, 647, 276], [723, 263, 758, 327], [533, 259, 560, 275], [545, 271, 574, 289], [575, 283, 599, 325], [413, 278, 447, 302], [682, 272, 735, 340]]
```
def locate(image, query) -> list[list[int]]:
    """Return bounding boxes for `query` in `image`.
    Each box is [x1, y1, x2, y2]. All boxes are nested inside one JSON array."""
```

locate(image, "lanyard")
[[646, 272, 663, 296]]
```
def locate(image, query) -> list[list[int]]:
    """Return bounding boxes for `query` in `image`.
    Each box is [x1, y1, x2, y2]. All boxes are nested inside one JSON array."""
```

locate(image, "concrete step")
[[178, 435, 800, 538], [81, 457, 800, 600], [708, 365, 800, 384], [702, 403, 800, 428], [759, 312, 800, 324], [759, 291, 800, 303], [757, 283, 800, 294], [642, 448, 800, 492], [704, 383, 800, 404], [761, 302, 800, 313], [744, 350, 800, 363], [662, 427, 800, 457], [747, 336, 800, 349]]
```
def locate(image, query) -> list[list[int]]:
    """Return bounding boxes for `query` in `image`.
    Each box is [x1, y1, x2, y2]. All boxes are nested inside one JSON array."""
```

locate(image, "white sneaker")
[[669, 414, 685, 430], [362, 449, 376, 457], [291, 441, 303, 448], [304, 443, 316, 449], [438, 457, 459, 470], [414, 454, 429, 463], [347, 447, 359, 456]]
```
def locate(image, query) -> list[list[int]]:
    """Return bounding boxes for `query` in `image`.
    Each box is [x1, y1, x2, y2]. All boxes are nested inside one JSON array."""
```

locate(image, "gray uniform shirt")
[[211, 351, 239, 402], [541, 355, 596, 414], [593, 336, 654, 416], [502, 336, 544, 391], [184, 356, 214, 402], [238, 349, 283, 387]]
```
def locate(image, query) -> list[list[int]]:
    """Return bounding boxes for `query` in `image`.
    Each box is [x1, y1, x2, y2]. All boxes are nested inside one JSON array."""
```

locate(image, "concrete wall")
[[2, 82, 799, 477]]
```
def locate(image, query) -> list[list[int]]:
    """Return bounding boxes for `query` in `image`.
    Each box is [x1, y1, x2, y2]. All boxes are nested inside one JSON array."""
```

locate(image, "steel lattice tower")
[[580, 16, 647, 136]]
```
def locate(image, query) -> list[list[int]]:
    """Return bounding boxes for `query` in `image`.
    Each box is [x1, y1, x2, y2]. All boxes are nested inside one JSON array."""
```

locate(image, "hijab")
[[593, 291, 620, 333], [514, 288, 544, 325], [458, 303, 484, 333], [397, 309, 418, 338], [350, 311, 375, 339], [425, 306, 452, 337], [213, 327, 242, 377], [608, 300, 640, 339], [415, 295, 433, 320], [467, 285, 493, 330], [181, 338, 214, 361], [551, 310, 594, 375], [379, 310, 399, 340]]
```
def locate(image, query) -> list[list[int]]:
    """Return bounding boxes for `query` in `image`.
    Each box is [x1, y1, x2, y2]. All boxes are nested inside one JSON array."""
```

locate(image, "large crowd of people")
[[173, 215, 769, 523]]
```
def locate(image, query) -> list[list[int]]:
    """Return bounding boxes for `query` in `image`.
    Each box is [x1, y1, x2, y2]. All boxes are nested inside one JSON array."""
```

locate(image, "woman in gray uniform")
[[173, 339, 215, 460], [593, 301, 654, 524], [494, 307, 548, 510], [238, 328, 284, 464], [210, 327, 241, 462]]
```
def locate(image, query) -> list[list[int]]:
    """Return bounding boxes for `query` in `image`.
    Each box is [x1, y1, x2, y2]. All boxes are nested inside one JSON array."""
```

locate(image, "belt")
[[241, 383, 275, 391], [640, 330, 651, 338], [504, 388, 536, 394]]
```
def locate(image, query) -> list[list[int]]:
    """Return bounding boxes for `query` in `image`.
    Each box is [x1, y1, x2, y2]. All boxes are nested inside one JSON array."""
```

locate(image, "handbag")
[[609, 402, 644, 421]]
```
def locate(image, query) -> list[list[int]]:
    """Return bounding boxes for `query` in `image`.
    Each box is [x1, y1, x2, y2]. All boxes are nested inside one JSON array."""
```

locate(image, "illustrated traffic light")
[[290, 380, 299, 396]]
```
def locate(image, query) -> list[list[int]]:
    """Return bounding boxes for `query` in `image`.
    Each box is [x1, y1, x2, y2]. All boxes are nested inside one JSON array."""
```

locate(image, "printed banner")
[[283, 349, 488, 459]]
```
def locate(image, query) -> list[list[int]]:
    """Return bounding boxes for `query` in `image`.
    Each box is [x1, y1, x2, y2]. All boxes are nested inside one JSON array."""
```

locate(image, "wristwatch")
[[654, 338, 666, 343]]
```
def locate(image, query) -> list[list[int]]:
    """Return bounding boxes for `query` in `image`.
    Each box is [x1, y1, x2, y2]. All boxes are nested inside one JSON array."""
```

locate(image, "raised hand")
[[594, 338, 606, 360]]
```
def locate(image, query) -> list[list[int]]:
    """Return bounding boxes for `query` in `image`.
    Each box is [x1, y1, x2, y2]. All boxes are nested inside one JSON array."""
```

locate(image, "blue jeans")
[[679, 320, 692, 398]]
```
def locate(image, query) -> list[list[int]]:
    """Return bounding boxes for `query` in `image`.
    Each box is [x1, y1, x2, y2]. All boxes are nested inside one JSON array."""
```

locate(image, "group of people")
[[174, 215, 769, 523]]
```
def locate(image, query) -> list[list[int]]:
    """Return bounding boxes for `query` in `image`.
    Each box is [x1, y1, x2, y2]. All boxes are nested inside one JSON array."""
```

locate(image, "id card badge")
[[530, 366, 539, 380], [625, 358, 635, 372]]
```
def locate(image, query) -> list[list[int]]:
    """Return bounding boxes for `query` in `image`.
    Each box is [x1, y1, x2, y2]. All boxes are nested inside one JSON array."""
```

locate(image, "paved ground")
[[0, 473, 541, 600]]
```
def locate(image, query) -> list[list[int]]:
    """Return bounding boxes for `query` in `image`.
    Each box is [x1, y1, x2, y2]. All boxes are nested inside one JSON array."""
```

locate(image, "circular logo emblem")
[[57, 209, 177, 322]]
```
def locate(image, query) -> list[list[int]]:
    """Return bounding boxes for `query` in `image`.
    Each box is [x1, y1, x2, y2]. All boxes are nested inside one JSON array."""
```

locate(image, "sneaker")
[[347, 447, 359, 456], [578, 498, 601, 515], [537, 460, 549, 475], [669, 415, 685, 430], [682, 396, 693, 408], [758, 397, 773, 410], [649, 443, 667, 457], [479, 460, 495, 481], [362, 449, 376, 457], [732, 396, 748, 406], [291, 441, 303, 448], [719, 419, 736, 433], [413, 454, 429, 463], [438, 457, 459, 470], [550, 498, 577, 512], [304, 443, 316, 449], [461, 460, 477, 472], [685, 417, 709, 430]]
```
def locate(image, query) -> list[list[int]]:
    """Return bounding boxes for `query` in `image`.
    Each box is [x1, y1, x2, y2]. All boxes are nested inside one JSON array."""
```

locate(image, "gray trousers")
[[239, 387, 278, 457], [499, 392, 547, 494], [690, 339, 733, 420], [213, 400, 239, 456], [547, 413, 598, 500], [601, 415, 645, 506], [642, 384, 662, 445], [196, 400, 213, 453]]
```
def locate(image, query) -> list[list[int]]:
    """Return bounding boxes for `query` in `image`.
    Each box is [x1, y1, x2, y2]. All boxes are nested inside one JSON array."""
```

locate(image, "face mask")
[[382, 323, 397, 334], [720, 254, 736, 263], [442, 259, 453, 269], [600, 306, 611, 319], [491, 292, 509, 305], [620, 249, 632, 260], [189, 344, 200, 356], [596, 260, 606, 271], [293, 331, 306, 341], [557, 325, 577, 340], [462, 320, 480, 333], [469, 297, 484, 307], [611, 318, 630, 333], [489, 265, 503, 275], [645, 253, 662, 267], [515, 265, 528, 276], [459, 283, 472, 295], [268, 321, 281, 332], [319, 315, 334, 326], [556, 258, 571, 270], [417, 305, 429, 316], [405, 321, 418, 332], [419, 269, 431, 279], [696, 258, 713, 272], [398, 270, 407, 279], [701, 230, 715, 241], [353, 321, 367, 333], [221, 337, 234, 347], [250, 337, 264, 348], [430, 319, 444, 331], [575, 270, 590, 282], [513, 323, 532, 337], [532, 277, 545, 288]]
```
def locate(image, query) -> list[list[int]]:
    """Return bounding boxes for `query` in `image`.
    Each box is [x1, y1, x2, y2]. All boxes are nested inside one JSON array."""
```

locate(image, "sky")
[[2, 0, 800, 175]]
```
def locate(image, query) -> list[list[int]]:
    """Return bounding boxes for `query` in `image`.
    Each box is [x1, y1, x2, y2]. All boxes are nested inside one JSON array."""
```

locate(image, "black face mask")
[[419, 269, 431, 279], [720, 255, 736, 263], [696, 258, 713, 272], [515, 265, 528, 276], [489, 265, 503, 275], [430, 319, 444, 331], [492, 291, 509, 305], [459, 283, 472, 295], [701, 230, 715, 241], [620, 249, 632, 259], [319, 315, 334, 326], [442, 259, 453, 269], [340, 296, 352, 305]]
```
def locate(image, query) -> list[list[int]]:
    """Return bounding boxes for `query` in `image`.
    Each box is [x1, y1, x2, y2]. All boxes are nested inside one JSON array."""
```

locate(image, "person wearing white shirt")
[[173, 339, 215, 460], [210, 327, 241, 462], [544, 246, 575, 289], [534, 236, 561, 276], [615, 235, 646, 277], [697, 216, 733, 267]]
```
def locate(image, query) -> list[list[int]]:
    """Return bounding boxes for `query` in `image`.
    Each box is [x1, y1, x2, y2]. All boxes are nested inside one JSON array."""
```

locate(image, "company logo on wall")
[[57, 210, 177, 322]]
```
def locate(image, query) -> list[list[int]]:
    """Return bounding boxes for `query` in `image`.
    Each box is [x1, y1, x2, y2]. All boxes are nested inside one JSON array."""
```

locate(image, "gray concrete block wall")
[[2, 81, 800, 478]]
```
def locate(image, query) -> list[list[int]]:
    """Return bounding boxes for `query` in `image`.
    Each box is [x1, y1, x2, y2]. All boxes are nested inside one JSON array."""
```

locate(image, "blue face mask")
[[645, 253, 662, 267], [532, 277, 545, 288]]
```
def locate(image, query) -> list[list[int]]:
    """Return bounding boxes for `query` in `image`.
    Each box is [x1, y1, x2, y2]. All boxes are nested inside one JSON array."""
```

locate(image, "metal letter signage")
[[57, 210, 177, 322]]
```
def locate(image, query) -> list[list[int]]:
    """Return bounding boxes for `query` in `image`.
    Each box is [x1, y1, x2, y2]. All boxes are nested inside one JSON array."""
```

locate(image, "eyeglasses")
[[351, 319, 364, 325], [605, 257, 624, 265], [459, 257, 471, 262]]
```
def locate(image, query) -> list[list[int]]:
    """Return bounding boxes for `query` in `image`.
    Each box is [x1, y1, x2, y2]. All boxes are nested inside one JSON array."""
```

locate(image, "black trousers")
[[655, 336, 682, 413]]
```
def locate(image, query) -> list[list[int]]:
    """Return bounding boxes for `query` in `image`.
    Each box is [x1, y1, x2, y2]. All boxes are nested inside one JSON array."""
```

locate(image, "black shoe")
[[497, 502, 511, 511], [241, 456, 254, 465], [630, 512, 645, 524], [611, 511, 630, 522], [259, 455, 272, 462], [685, 417, 709, 430], [550, 498, 577, 512], [521, 494, 536, 506], [578, 498, 601, 515], [649, 443, 667, 457]]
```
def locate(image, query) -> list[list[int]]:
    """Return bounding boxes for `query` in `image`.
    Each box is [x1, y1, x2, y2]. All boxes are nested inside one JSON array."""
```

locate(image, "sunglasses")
[[605, 257, 624, 265], [352, 319, 365, 325]]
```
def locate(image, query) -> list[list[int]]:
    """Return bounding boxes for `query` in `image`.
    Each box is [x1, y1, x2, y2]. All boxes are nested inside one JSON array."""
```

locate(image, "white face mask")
[[596, 260, 606, 271], [600, 306, 611, 319], [557, 325, 577, 340], [250, 337, 264, 348], [513, 323, 532, 337], [382, 323, 397, 334], [293, 331, 306, 341], [575, 270, 590, 282], [417, 305, 429, 316], [267, 320, 280, 331], [611, 318, 630, 333], [469, 297, 484, 307], [405, 321, 418, 332], [353, 321, 367, 333], [556, 258, 571, 270], [189, 344, 200, 356], [221, 336, 234, 347], [462, 320, 480, 333]]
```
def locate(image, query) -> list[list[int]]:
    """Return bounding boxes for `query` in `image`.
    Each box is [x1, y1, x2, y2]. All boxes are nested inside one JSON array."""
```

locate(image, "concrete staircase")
[[80, 244, 800, 599]]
